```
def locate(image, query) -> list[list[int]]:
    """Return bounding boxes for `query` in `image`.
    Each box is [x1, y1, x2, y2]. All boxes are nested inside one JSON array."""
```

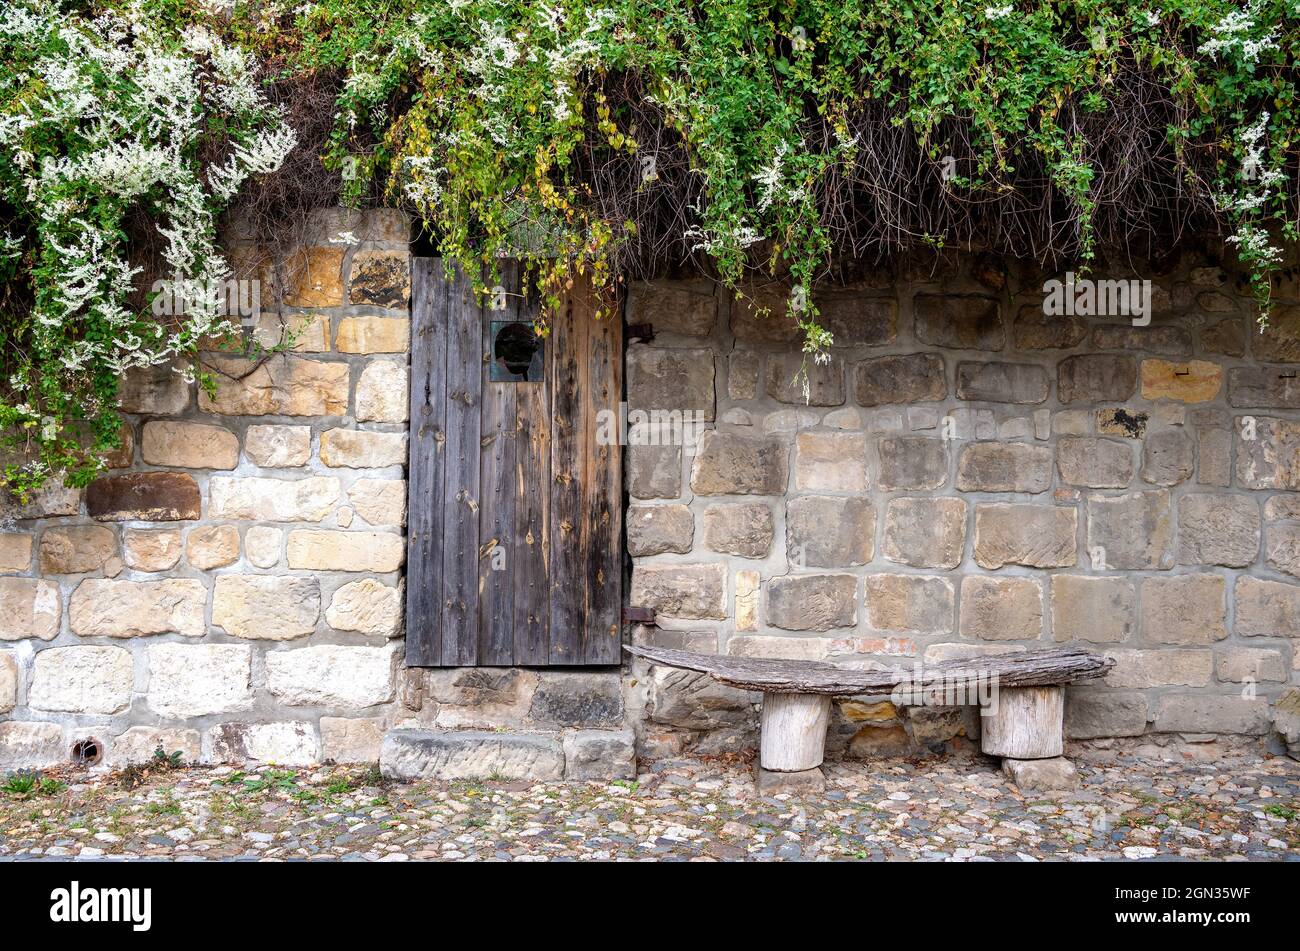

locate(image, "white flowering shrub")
[[0, 1, 294, 495]]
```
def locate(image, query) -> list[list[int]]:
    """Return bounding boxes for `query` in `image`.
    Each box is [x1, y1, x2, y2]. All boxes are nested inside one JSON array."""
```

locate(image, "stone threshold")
[[380, 727, 635, 782]]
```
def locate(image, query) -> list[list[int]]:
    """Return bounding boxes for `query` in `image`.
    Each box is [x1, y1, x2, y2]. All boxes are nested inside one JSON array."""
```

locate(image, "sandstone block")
[[855, 353, 946, 406], [286, 530, 404, 572], [0, 578, 60, 641], [728, 350, 761, 399], [956, 442, 1052, 493], [702, 502, 773, 558], [648, 667, 756, 729], [1196, 427, 1233, 487], [0, 533, 32, 572], [1266, 523, 1300, 579], [1056, 436, 1133, 488], [689, 431, 786, 495], [243, 425, 311, 467], [1058, 354, 1137, 404], [349, 249, 409, 307], [86, 472, 200, 521], [1002, 756, 1078, 792], [1096, 407, 1148, 438], [765, 352, 844, 405], [1013, 304, 1088, 349], [1086, 490, 1173, 569], [914, 294, 1004, 350], [335, 316, 410, 353], [381, 729, 564, 781], [630, 563, 727, 619], [626, 281, 716, 336], [1236, 416, 1300, 489], [819, 296, 898, 347], [795, 431, 868, 492], [319, 429, 407, 468], [955, 361, 1049, 403], [1140, 359, 1222, 402], [1200, 318, 1246, 357], [727, 635, 831, 660], [882, 497, 967, 569], [563, 729, 637, 781], [38, 525, 117, 574], [348, 479, 406, 527], [1141, 428, 1194, 486], [0, 651, 16, 713], [1095, 325, 1191, 356], [355, 361, 410, 422], [864, 574, 953, 634], [974, 503, 1077, 569], [266, 644, 396, 708], [877, 435, 948, 490], [210, 476, 340, 522], [626, 345, 715, 420], [0, 722, 64, 769], [628, 443, 682, 499], [735, 570, 760, 631], [118, 360, 191, 414], [1228, 367, 1300, 408], [1141, 575, 1227, 644], [1216, 646, 1285, 683], [69, 579, 204, 638], [106, 727, 201, 767], [959, 576, 1043, 640], [766, 574, 857, 631], [325, 578, 403, 637], [283, 246, 344, 306], [147, 643, 253, 718], [29, 646, 133, 714], [1104, 649, 1212, 688], [1153, 695, 1270, 735], [626, 504, 693, 556], [1176, 494, 1260, 566], [141, 421, 239, 469], [199, 355, 349, 417], [213, 575, 320, 639], [1050, 576, 1134, 643], [122, 529, 182, 571], [208, 721, 320, 766], [529, 673, 624, 728], [1064, 691, 1148, 739], [786, 496, 875, 568], [186, 525, 240, 570], [320, 717, 385, 764], [1234, 577, 1300, 637]]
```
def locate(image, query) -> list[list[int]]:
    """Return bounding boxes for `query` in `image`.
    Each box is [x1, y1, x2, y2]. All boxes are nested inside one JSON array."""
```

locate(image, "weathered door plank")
[[404, 258, 447, 666], [478, 262, 519, 665], [548, 293, 589, 664], [513, 282, 551, 664], [440, 265, 482, 665], [583, 288, 623, 664]]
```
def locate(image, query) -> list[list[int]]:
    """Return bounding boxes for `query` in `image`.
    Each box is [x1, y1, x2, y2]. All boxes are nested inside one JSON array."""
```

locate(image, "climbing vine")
[[2, 0, 1298, 491]]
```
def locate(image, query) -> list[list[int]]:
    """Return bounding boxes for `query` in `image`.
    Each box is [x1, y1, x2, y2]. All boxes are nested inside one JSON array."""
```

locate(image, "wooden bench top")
[[625, 645, 1114, 695]]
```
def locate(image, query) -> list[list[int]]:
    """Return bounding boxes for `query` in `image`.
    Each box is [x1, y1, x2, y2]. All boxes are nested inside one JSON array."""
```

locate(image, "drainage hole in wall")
[[71, 738, 102, 766]]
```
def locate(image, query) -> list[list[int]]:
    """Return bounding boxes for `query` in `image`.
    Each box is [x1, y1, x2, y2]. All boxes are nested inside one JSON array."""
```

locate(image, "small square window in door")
[[490, 320, 544, 382]]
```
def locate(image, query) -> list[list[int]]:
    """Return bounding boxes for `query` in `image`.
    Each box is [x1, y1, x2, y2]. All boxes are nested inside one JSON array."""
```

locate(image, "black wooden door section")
[[405, 259, 623, 666]]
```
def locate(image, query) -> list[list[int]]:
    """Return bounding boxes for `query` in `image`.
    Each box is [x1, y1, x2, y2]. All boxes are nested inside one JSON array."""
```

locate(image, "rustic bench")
[[627, 645, 1114, 791]]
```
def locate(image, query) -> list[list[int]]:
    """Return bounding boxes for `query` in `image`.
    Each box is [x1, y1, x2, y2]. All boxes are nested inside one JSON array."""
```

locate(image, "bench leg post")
[[760, 692, 831, 772], [981, 685, 1078, 791]]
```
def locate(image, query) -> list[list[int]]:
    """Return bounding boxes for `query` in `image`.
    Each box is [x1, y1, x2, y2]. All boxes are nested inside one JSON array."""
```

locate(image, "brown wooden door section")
[[405, 258, 623, 666]]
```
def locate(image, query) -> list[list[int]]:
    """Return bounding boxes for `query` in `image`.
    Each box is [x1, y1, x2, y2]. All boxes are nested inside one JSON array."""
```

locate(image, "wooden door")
[[405, 259, 623, 666]]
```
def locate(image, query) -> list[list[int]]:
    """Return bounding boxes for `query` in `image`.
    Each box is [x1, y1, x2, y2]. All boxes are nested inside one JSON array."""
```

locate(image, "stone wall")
[[0, 209, 636, 778], [625, 253, 1300, 758], [0, 209, 415, 769], [4, 215, 1298, 774]]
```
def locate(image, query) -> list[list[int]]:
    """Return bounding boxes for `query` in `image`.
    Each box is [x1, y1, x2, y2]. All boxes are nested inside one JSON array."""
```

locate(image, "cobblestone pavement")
[[1, 749, 1297, 861]]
